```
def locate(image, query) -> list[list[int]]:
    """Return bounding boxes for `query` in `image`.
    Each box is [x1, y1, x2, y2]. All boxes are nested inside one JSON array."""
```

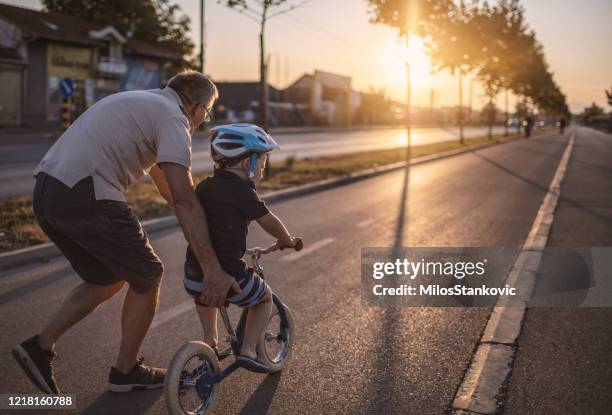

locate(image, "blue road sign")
[[59, 77, 74, 98]]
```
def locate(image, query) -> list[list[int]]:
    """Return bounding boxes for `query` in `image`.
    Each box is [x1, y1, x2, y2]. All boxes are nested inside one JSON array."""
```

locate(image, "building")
[[211, 68, 407, 127], [214, 81, 311, 126], [284, 70, 356, 126], [0, 3, 179, 127]]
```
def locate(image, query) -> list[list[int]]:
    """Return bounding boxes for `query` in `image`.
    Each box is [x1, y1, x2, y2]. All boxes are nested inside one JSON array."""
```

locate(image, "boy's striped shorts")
[[184, 268, 269, 308]]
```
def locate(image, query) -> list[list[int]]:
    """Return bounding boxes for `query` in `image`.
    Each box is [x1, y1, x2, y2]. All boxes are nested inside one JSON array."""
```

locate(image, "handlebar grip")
[[294, 238, 303, 251]]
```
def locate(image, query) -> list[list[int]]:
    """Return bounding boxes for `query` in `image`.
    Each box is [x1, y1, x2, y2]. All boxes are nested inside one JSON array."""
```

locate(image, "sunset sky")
[[10, 0, 612, 113]]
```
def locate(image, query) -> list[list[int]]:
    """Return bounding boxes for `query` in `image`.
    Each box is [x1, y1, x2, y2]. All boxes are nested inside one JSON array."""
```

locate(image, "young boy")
[[184, 123, 299, 372]]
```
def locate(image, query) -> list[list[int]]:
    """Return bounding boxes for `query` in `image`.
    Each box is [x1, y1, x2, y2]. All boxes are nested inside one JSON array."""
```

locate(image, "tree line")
[[368, 0, 570, 136]]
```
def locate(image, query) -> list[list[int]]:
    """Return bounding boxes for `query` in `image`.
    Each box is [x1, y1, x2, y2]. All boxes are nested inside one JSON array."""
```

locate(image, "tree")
[[220, 0, 307, 133], [426, 1, 481, 142], [43, 0, 195, 74], [367, 0, 455, 38], [581, 102, 604, 124], [606, 85, 612, 108], [480, 101, 498, 126], [368, 0, 454, 154], [368, 0, 570, 137]]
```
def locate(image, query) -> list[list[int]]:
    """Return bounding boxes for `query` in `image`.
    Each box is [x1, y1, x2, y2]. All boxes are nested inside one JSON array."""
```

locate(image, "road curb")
[[451, 130, 575, 414], [0, 132, 540, 272]]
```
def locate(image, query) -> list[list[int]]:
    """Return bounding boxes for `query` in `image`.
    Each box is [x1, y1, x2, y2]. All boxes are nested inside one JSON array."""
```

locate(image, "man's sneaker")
[[12, 335, 60, 394], [108, 357, 166, 392]]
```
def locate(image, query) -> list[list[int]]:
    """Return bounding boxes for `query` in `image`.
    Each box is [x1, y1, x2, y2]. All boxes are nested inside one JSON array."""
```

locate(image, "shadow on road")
[[81, 389, 163, 415], [362, 135, 412, 414], [239, 372, 282, 415], [471, 148, 612, 227]]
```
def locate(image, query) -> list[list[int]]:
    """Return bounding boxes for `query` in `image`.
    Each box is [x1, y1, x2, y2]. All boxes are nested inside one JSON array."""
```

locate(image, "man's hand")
[[160, 162, 239, 307], [199, 270, 240, 307]]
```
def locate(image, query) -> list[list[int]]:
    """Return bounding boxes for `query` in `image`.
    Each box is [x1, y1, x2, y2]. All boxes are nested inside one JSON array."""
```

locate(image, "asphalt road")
[[0, 126, 507, 199], [1, 129, 590, 414]]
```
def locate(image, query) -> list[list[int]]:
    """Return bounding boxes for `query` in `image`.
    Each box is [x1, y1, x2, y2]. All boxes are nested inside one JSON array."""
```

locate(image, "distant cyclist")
[[524, 116, 534, 138], [559, 115, 567, 135]]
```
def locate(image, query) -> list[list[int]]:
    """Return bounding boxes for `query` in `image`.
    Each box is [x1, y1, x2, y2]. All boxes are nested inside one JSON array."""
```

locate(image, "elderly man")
[[11, 71, 238, 394]]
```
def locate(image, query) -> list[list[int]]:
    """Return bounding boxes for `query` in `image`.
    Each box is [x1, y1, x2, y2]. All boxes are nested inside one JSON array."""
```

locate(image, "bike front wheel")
[[256, 297, 295, 373], [165, 341, 220, 415]]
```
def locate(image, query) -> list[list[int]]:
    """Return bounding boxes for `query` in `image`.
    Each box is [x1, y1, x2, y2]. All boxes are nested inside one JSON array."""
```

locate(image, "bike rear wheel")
[[165, 341, 220, 415]]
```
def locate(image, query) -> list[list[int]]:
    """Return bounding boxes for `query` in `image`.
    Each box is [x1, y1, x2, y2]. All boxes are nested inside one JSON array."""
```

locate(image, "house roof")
[[0, 45, 24, 63], [0, 2, 102, 46], [214, 81, 281, 108], [286, 73, 312, 90], [0, 2, 180, 59], [124, 38, 180, 60]]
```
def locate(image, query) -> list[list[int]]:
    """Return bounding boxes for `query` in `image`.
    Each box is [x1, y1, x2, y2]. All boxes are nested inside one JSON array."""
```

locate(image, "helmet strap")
[[247, 153, 258, 179]]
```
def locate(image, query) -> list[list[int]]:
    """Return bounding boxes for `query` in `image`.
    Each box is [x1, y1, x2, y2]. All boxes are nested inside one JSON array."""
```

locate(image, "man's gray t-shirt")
[[35, 87, 192, 201]]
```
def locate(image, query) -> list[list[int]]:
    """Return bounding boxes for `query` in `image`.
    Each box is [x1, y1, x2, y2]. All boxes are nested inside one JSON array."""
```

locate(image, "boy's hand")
[[276, 236, 300, 250]]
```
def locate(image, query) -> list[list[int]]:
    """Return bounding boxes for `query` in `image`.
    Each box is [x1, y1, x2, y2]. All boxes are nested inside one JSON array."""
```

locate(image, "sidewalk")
[[502, 127, 612, 414]]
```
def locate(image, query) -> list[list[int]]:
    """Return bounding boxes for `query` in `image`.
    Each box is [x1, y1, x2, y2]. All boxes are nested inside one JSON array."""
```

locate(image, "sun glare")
[[389, 34, 432, 84], [385, 34, 433, 101]]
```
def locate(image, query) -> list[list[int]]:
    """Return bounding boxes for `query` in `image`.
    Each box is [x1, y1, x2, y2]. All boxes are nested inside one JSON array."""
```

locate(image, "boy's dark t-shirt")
[[185, 169, 269, 281]]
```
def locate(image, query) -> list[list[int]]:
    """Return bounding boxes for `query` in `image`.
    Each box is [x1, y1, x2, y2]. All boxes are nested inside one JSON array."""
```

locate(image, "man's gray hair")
[[167, 70, 218, 105]]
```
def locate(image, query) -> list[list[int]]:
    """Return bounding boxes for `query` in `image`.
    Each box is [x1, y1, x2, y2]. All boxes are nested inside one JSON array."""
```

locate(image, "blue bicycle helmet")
[[210, 123, 280, 178]]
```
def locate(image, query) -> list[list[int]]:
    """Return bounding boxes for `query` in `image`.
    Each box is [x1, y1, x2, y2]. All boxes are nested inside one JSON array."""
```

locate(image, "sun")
[[388, 34, 432, 84], [406, 35, 432, 82]]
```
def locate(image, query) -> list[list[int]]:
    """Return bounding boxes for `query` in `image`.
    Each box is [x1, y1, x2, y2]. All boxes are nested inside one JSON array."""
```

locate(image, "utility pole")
[[199, 0, 205, 72], [225, 1, 309, 132], [405, 33, 412, 159], [468, 76, 473, 125], [458, 69, 464, 144], [259, 7, 269, 132], [504, 88, 509, 137]]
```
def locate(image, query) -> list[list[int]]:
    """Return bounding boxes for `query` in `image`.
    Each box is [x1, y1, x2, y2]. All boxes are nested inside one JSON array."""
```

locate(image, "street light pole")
[[200, 0, 205, 73], [405, 33, 412, 159], [468, 76, 473, 125], [504, 88, 509, 137], [458, 69, 464, 144]]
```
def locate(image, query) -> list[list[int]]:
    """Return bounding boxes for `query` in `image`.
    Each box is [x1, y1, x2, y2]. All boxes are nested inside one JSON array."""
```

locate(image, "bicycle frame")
[[194, 249, 270, 392]]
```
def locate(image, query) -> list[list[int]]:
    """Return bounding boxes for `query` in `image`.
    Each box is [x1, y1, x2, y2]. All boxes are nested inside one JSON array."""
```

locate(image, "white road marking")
[[356, 218, 375, 228], [280, 237, 334, 262], [151, 300, 193, 329], [452, 131, 576, 414]]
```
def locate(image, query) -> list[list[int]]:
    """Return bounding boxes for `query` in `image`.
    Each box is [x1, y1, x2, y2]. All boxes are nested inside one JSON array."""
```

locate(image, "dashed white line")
[[280, 237, 334, 262], [356, 218, 375, 228]]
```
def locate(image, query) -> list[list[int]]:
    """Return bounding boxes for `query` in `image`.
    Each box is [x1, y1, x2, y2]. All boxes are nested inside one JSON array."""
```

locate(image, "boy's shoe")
[[236, 355, 269, 373], [108, 357, 166, 392], [12, 335, 60, 394]]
